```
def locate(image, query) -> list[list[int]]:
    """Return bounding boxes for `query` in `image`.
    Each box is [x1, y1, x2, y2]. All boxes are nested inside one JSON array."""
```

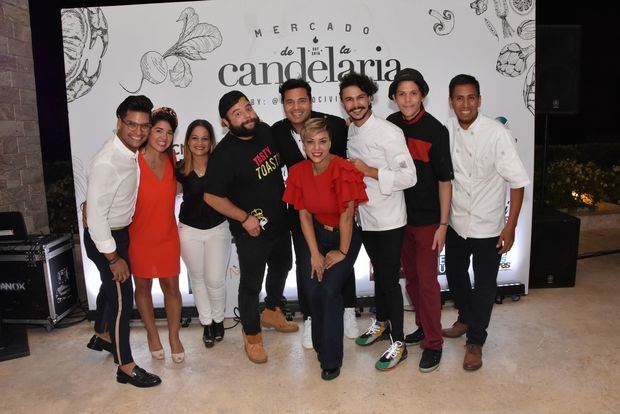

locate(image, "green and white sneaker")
[[375, 340, 407, 371], [355, 319, 390, 346]]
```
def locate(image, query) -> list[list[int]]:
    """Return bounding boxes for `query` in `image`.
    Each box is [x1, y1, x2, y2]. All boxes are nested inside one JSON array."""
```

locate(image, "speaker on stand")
[[530, 25, 583, 289], [536, 25, 582, 208]]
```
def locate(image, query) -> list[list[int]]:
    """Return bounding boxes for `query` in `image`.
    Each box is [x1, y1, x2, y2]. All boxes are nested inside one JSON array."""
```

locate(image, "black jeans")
[[291, 224, 357, 319], [445, 226, 502, 346], [305, 222, 362, 370], [84, 228, 134, 366], [362, 226, 405, 341], [235, 231, 292, 335]]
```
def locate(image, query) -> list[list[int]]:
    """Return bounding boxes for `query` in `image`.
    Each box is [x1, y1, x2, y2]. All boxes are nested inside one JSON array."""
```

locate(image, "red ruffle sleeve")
[[331, 157, 368, 214], [282, 162, 307, 211]]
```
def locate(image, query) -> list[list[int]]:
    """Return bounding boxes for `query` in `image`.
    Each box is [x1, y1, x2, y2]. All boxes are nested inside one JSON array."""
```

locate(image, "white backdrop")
[[61, 0, 536, 314]]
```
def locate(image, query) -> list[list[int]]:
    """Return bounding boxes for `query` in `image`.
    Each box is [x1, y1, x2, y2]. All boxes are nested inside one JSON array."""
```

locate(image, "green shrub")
[[545, 159, 617, 209]]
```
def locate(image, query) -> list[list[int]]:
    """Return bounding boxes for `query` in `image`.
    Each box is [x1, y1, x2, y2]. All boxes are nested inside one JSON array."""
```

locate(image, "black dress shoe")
[[213, 321, 225, 342], [321, 367, 340, 381], [87, 335, 113, 353], [203, 324, 215, 348], [116, 366, 162, 388]]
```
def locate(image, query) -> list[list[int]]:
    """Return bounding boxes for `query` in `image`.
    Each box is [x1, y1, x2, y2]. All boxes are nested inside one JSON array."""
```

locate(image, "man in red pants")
[[387, 68, 454, 372]]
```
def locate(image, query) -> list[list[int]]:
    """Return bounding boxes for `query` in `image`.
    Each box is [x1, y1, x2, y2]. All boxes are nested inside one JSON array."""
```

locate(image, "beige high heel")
[[150, 349, 165, 360], [171, 352, 185, 363]]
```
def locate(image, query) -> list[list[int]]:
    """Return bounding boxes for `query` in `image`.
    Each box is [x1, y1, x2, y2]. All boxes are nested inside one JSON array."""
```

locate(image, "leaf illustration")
[[169, 56, 192, 88], [174, 23, 222, 60], [176, 7, 199, 43], [164, 7, 223, 60]]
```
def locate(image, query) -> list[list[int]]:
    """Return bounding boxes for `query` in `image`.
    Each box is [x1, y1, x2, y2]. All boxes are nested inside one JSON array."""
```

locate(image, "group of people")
[[84, 68, 529, 387]]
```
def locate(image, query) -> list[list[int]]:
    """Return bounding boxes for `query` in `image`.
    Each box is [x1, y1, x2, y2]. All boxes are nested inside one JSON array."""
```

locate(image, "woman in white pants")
[[176, 119, 232, 347]]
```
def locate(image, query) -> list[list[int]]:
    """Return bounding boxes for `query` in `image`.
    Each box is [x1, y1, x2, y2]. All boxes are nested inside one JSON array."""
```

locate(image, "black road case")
[[0, 234, 78, 329]]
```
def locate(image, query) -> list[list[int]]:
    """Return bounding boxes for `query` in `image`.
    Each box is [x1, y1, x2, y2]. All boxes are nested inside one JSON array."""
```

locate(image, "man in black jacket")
[[271, 78, 359, 349]]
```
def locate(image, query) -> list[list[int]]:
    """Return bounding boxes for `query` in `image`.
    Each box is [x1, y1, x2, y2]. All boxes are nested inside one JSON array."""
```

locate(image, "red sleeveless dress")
[[129, 152, 180, 278]]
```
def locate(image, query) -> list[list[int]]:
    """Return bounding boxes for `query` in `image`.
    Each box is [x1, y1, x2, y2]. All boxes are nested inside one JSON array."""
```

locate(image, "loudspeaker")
[[536, 25, 582, 114], [529, 209, 580, 288]]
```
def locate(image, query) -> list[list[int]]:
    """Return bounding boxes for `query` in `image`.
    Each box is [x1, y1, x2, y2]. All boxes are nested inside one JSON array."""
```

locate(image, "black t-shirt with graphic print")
[[204, 122, 288, 238], [387, 108, 454, 226]]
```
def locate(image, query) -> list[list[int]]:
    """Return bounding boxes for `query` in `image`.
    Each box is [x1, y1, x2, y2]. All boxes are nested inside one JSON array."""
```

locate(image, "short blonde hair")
[[301, 117, 331, 141]]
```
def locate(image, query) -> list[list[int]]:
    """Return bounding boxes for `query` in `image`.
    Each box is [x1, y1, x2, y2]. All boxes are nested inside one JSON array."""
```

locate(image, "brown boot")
[[261, 307, 299, 333], [441, 321, 468, 338], [463, 343, 483, 371], [242, 331, 268, 364]]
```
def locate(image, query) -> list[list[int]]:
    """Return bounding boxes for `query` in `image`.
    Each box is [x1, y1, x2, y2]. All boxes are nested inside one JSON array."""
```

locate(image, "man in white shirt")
[[442, 74, 530, 371], [83, 95, 161, 387], [340, 72, 417, 371]]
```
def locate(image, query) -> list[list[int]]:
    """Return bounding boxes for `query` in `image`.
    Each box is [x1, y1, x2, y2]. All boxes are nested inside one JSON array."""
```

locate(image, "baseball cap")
[[218, 90, 249, 118]]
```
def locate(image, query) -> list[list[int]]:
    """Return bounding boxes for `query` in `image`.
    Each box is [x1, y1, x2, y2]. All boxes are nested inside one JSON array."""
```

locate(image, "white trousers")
[[179, 221, 232, 325]]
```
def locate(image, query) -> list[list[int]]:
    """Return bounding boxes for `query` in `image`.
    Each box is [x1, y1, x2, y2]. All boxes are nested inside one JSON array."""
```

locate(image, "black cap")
[[388, 68, 429, 100], [218, 90, 249, 118]]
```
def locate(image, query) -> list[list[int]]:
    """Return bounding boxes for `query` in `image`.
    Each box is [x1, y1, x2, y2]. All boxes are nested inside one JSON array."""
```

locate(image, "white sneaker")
[[302, 317, 313, 349], [343, 307, 359, 339]]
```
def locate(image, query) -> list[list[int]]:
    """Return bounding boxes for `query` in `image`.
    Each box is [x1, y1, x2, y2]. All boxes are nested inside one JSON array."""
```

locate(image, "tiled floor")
[[1, 230, 619, 413]]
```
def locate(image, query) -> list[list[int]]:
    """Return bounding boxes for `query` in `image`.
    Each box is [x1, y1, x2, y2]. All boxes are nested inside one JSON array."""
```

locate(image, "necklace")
[[143, 148, 162, 171]]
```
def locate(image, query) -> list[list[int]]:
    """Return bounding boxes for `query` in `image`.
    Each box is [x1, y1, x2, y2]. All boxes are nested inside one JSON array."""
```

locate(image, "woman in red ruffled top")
[[283, 117, 367, 381]]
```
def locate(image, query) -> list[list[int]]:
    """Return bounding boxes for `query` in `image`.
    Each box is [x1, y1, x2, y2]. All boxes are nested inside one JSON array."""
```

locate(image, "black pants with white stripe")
[[84, 228, 134, 366]]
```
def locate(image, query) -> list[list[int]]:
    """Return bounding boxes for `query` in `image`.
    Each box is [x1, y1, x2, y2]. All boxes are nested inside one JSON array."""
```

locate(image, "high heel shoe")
[[172, 352, 185, 363], [150, 349, 165, 360], [213, 321, 225, 342], [203, 324, 215, 348]]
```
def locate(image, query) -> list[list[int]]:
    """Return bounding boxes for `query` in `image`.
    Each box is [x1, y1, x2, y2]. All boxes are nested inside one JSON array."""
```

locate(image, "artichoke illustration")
[[496, 42, 534, 77], [62, 8, 109, 102]]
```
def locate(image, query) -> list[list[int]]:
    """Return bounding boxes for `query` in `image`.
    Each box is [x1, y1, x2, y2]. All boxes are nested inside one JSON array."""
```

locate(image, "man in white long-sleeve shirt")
[[340, 72, 417, 371], [83, 95, 161, 387], [442, 74, 530, 371]]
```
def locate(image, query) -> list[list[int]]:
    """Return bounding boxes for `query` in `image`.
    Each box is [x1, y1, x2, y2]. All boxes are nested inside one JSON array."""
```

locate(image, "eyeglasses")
[[121, 118, 152, 132]]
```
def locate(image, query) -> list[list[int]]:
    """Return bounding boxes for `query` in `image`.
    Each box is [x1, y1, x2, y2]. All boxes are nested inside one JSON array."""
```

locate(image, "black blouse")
[[175, 164, 226, 230]]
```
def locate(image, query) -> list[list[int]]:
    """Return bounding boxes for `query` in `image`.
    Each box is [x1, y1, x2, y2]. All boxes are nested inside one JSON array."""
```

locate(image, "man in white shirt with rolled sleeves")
[[340, 72, 417, 371], [441, 74, 530, 371], [83, 95, 161, 387]]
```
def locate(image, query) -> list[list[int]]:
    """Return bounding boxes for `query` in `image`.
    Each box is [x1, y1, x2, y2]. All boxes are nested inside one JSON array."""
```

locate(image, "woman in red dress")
[[283, 118, 367, 381], [129, 107, 184, 363]]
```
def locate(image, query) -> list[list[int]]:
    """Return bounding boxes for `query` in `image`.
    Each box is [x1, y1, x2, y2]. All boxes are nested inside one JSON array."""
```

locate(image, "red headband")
[[152, 107, 178, 125]]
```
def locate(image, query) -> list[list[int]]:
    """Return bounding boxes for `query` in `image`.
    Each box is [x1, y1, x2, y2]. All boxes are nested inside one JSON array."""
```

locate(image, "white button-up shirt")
[[86, 135, 140, 253], [291, 130, 306, 159], [446, 114, 530, 239], [347, 113, 417, 231]]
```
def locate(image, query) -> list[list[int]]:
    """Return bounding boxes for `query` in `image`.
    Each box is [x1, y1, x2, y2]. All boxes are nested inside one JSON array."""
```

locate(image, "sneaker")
[[343, 308, 359, 339], [404, 328, 425, 345], [375, 340, 407, 371], [302, 317, 313, 349], [261, 307, 299, 333], [355, 319, 390, 346], [419, 348, 442, 373]]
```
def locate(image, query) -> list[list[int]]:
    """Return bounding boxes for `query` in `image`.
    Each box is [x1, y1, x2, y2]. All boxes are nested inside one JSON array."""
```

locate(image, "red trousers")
[[401, 224, 443, 350]]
